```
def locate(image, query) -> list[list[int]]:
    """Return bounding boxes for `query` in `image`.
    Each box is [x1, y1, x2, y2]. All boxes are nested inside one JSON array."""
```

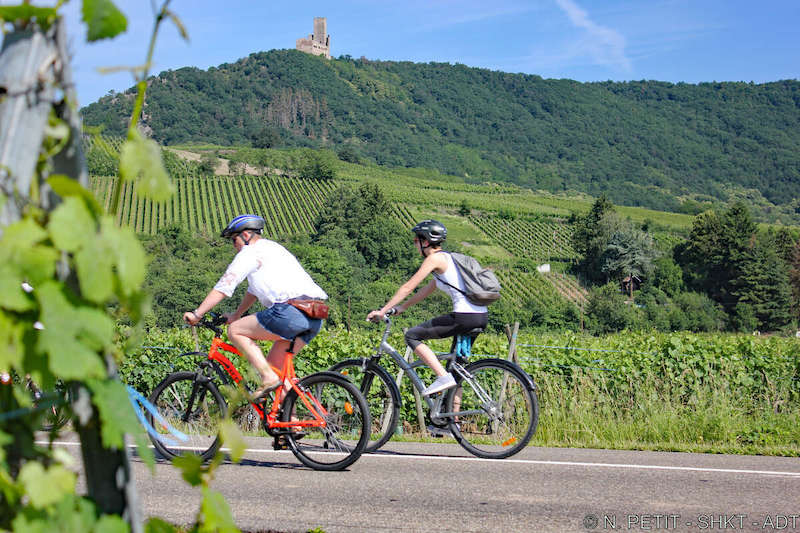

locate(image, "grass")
[[531, 372, 800, 456], [231, 374, 800, 457]]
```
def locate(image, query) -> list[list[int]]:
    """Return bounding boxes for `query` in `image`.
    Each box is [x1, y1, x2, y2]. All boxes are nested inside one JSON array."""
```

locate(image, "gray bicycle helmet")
[[221, 214, 265, 238], [411, 219, 447, 245]]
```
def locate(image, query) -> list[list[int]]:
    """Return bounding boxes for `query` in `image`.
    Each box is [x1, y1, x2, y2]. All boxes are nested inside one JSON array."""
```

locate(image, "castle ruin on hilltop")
[[296, 17, 330, 59]]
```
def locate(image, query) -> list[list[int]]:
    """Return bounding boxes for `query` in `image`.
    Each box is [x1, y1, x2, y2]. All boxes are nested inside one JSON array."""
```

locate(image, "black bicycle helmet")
[[221, 214, 265, 238], [411, 219, 447, 245]]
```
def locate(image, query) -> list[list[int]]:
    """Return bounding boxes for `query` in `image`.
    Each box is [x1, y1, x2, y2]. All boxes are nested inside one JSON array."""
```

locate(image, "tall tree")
[[732, 236, 793, 330], [572, 195, 621, 283], [313, 183, 416, 272], [787, 241, 800, 320], [599, 229, 658, 288], [678, 201, 756, 313]]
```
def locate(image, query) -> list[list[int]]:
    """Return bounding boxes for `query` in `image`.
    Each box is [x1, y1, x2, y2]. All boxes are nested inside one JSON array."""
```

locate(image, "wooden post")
[[0, 19, 141, 533], [497, 322, 520, 433], [0, 26, 56, 225], [504, 322, 520, 365], [191, 325, 200, 352]]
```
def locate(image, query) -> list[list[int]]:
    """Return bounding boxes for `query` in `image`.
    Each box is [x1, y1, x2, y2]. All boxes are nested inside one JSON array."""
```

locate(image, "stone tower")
[[296, 17, 330, 59]]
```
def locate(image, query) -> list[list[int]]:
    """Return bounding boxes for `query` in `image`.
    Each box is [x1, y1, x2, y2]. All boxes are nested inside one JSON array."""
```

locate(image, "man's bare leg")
[[227, 315, 283, 387]]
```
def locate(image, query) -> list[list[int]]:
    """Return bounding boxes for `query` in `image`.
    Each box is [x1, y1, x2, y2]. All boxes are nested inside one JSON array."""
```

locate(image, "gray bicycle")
[[330, 310, 539, 459]]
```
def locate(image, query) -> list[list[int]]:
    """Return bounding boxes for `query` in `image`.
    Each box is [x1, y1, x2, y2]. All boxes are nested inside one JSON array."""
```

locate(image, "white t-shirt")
[[213, 238, 327, 307], [434, 253, 488, 314]]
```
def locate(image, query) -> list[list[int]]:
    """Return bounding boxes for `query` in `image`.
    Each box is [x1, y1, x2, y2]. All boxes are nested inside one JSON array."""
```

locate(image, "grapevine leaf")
[[120, 131, 174, 202], [36, 283, 106, 380], [55, 495, 98, 533], [145, 517, 179, 533], [48, 175, 104, 218], [10, 515, 51, 533], [49, 197, 95, 253], [0, 5, 57, 24], [199, 487, 239, 533], [75, 237, 114, 303], [0, 264, 33, 311], [18, 462, 76, 508], [75, 307, 115, 351], [101, 218, 146, 295], [0, 219, 58, 284], [88, 379, 141, 449], [219, 419, 245, 463], [0, 311, 24, 373], [0, 217, 48, 248], [81, 0, 128, 42], [14, 246, 60, 286], [172, 453, 204, 487], [45, 337, 105, 380], [93, 514, 129, 533], [132, 431, 155, 470]]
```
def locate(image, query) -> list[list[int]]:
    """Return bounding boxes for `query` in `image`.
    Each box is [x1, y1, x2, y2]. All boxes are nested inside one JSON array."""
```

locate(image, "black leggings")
[[404, 312, 489, 350]]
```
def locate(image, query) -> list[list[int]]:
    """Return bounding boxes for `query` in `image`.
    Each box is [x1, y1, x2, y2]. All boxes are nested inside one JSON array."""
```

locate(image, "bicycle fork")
[[178, 372, 213, 423]]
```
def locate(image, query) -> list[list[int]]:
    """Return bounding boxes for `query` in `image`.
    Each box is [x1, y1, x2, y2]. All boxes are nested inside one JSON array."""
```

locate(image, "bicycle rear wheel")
[[28, 381, 70, 433], [446, 359, 538, 459], [281, 371, 370, 471], [330, 358, 400, 452], [147, 371, 227, 462]]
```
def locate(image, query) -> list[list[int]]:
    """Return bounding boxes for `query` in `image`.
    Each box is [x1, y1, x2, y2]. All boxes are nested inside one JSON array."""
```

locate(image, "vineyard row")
[[89, 175, 338, 237], [470, 215, 578, 261]]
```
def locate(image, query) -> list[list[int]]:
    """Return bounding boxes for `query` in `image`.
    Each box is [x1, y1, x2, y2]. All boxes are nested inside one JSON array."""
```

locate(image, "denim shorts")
[[255, 303, 322, 344]]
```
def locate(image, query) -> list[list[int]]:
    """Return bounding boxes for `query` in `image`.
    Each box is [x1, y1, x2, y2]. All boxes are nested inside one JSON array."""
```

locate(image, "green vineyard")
[[86, 134, 591, 310], [90, 175, 338, 237], [89, 172, 589, 309], [494, 269, 587, 310], [469, 215, 578, 262]]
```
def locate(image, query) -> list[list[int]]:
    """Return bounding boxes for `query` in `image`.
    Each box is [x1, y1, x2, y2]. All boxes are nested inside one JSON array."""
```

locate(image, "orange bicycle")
[[146, 314, 370, 471]]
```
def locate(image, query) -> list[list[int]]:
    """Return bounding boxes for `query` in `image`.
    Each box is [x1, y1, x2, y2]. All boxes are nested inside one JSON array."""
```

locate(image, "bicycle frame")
[[370, 318, 483, 421], [198, 332, 331, 432]]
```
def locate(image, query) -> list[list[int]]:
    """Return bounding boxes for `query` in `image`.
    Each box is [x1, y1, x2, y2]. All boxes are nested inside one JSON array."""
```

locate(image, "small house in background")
[[621, 275, 641, 297]]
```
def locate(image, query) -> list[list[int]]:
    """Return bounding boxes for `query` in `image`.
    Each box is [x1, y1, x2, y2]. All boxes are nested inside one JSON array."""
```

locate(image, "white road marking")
[[39, 440, 800, 478]]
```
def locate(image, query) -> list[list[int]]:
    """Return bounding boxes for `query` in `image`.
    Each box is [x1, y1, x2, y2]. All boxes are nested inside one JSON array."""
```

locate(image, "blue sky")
[[7, 0, 799, 106]]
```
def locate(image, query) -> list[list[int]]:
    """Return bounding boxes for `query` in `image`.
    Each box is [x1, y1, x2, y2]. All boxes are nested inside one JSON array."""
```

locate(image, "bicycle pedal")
[[272, 435, 289, 450]]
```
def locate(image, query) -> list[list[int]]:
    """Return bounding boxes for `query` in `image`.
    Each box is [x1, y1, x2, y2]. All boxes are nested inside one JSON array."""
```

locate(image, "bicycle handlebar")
[[367, 307, 397, 325], [191, 312, 227, 336]]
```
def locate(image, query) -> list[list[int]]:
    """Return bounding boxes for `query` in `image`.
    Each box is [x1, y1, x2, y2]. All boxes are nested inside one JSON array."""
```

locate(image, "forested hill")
[[81, 49, 800, 214]]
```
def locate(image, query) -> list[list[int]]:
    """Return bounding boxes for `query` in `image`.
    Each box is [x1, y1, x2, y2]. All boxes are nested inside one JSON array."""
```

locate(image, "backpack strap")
[[432, 251, 468, 296]]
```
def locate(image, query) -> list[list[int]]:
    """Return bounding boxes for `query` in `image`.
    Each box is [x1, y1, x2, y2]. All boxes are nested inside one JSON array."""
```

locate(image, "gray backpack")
[[435, 252, 501, 306]]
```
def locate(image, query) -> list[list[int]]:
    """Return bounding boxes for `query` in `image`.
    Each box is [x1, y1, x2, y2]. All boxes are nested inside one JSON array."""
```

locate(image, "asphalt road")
[[50, 436, 800, 533]]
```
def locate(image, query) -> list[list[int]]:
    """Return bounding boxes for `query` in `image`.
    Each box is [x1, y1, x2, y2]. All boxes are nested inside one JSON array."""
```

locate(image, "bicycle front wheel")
[[281, 371, 370, 471], [446, 359, 538, 459], [330, 358, 400, 452], [147, 371, 227, 462]]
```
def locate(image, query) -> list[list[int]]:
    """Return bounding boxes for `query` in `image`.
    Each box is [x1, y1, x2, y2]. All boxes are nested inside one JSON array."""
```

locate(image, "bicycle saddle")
[[461, 327, 484, 337]]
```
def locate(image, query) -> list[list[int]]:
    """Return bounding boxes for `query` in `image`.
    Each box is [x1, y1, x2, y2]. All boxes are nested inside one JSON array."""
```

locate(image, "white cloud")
[[554, 0, 632, 72]]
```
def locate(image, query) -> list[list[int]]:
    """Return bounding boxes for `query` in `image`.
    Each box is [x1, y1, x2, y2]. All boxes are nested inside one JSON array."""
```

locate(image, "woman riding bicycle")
[[183, 214, 328, 399], [366, 220, 488, 396]]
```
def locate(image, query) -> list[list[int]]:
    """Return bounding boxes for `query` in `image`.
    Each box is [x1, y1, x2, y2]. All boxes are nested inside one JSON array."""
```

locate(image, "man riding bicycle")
[[183, 214, 328, 399], [367, 220, 489, 396]]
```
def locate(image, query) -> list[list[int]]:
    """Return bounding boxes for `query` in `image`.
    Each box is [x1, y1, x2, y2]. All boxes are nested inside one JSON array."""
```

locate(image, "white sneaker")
[[422, 373, 456, 396]]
